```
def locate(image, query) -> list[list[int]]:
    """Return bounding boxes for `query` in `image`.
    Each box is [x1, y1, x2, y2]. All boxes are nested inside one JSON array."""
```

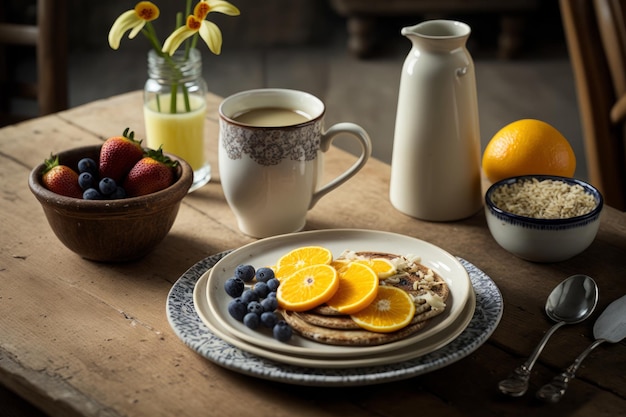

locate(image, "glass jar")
[[144, 48, 210, 192]]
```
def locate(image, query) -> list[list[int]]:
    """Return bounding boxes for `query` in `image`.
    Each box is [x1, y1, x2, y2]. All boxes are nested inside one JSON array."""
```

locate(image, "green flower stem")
[[144, 22, 163, 56], [142, 22, 192, 114], [184, 0, 192, 59]]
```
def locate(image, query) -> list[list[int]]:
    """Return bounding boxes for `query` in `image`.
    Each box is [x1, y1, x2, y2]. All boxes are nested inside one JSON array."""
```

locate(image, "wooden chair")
[[0, 0, 68, 126], [329, 0, 540, 59], [560, 0, 626, 210]]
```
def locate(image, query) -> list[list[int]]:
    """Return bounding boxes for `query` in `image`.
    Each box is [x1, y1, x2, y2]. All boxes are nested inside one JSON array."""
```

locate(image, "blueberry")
[[261, 297, 278, 312], [266, 278, 280, 292], [260, 311, 278, 328], [99, 177, 117, 196], [234, 264, 255, 282], [253, 281, 270, 299], [83, 188, 103, 200], [240, 289, 258, 304], [273, 320, 293, 342], [267, 291, 277, 299], [247, 301, 263, 316], [227, 298, 247, 321], [255, 267, 275, 283], [78, 172, 95, 190], [224, 277, 245, 298], [77, 157, 97, 175], [243, 312, 260, 329], [110, 186, 126, 199]]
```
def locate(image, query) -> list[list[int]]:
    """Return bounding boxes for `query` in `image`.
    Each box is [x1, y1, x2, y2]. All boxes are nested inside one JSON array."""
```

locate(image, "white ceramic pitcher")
[[389, 20, 482, 221]]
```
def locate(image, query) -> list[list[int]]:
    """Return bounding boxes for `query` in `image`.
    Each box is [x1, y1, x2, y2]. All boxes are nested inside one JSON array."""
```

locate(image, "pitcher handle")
[[309, 122, 372, 209]]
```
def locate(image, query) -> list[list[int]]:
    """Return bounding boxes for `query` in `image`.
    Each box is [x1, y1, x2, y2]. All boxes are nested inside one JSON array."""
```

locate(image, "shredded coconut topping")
[[381, 255, 446, 311]]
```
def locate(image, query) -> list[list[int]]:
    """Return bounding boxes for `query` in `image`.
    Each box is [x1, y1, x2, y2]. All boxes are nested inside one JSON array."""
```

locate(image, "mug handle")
[[309, 122, 372, 209]]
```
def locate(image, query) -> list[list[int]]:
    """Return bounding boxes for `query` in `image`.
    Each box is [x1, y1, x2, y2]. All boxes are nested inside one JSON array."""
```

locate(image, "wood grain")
[[0, 91, 624, 417]]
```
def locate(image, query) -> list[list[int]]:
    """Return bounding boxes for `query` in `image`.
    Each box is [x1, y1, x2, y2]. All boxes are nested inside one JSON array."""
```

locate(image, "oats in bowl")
[[484, 175, 603, 262], [489, 177, 597, 219]]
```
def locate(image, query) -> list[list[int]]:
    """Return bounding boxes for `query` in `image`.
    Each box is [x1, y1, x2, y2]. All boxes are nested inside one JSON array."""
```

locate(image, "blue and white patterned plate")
[[166, 252, 503, 386]]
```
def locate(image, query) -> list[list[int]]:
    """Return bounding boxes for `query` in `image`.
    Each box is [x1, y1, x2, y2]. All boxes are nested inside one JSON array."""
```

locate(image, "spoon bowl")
[[546, 274, 599, 323], [498, 274, 598, 397]]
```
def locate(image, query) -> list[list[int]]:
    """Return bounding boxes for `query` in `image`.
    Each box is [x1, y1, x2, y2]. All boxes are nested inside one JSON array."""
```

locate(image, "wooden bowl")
[[28, 145, 193, 262]]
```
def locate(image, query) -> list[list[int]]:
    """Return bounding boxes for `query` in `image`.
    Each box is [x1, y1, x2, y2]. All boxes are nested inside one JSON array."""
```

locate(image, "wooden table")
[[1, 91, 624, 417]]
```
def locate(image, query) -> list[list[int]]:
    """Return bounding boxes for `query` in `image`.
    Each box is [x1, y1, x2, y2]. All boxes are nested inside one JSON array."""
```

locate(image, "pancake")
[[281, 309, 430, 346], [279, 251, 450, 346]]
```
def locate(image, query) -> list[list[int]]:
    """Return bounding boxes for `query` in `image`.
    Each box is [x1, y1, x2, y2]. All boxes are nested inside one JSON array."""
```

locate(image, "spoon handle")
[[498, 321, 566, 397], [536, 339, 606, 403]]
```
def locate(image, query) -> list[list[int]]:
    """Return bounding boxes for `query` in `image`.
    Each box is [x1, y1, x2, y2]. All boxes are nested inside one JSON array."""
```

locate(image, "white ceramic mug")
[[218, 88, 372, 238]]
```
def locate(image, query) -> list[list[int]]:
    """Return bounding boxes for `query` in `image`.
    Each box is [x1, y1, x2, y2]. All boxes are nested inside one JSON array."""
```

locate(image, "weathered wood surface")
[[0, 91, 624, 417]]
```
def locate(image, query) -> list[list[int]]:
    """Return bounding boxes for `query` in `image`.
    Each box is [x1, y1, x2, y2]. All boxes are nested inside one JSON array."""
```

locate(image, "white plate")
[[194, 269, 475, 368], [166, 252, 503, 386], [205, 229, 471, 358]]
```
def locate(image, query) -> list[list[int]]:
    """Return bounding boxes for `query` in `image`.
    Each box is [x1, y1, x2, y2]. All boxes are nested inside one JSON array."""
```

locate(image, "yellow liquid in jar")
[[144, 94, 207, 171]]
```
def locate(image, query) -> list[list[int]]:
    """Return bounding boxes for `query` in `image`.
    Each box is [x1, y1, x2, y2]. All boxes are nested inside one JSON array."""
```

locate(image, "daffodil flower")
[[162, 0, 240, 56], [108, 1, 160, 50]]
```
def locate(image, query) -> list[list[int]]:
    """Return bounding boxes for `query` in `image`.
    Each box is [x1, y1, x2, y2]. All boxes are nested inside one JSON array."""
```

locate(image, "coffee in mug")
[[219, 88, 372, 238], [232, 107, 311, 127]]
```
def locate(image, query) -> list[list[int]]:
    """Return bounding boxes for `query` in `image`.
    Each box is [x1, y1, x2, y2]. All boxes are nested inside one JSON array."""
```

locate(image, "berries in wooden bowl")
[[28, 143, 193, 262]]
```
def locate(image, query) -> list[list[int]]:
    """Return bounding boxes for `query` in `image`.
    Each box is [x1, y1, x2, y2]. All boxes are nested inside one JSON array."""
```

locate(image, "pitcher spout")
[[401, 20, 471, 40]]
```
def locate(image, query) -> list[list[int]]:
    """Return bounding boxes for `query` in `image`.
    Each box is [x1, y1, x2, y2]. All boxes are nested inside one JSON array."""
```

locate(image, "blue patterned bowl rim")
[[485, 175, 604, 228]]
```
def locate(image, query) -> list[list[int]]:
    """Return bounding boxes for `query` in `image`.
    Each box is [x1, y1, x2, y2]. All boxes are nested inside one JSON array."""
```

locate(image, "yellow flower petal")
[[199, 20, 223, 55], [128, 23, 146, 40], [203, 0, 241, 16], [108, 10, 142, 50], [162, 25, 196, 56], [108, 2, 160, 50]]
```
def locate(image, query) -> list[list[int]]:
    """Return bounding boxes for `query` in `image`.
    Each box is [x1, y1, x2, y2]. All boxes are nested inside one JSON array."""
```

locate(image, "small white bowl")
[[484, 175, 603, 262]]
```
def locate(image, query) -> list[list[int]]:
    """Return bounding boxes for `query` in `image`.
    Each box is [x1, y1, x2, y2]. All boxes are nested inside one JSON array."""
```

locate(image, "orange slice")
[[350, 286, 416, 333], [274, 246, 333, 280], [276, 264, 339, 312], [355, 258, 397, 279], [326, 262, 379, 314]]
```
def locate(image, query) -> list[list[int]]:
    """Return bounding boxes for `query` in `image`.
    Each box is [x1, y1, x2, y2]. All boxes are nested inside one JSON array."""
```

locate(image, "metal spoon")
[[536, 294, 626, 403], [498, 274, 598, 397]]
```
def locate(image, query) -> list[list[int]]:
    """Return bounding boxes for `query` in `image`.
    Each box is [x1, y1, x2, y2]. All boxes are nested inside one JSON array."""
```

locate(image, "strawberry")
[[123, 147, 178, 197], [99, 128, 144, 182], [41, 154, 83, 198]]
